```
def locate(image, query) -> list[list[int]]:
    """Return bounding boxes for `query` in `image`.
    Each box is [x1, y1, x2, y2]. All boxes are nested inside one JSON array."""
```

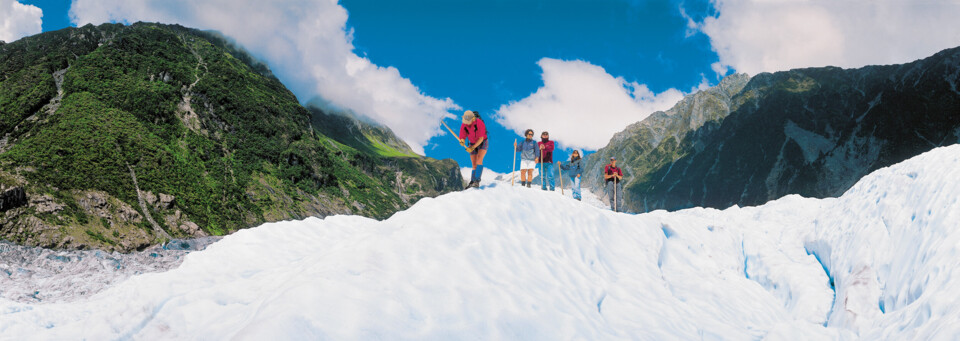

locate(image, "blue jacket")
[[516, 139, 537, 160], [560, 158, 583, 177]]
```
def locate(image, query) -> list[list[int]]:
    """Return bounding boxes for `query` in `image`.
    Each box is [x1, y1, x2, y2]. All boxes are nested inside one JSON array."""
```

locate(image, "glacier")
[[1, 145, 959, 340]]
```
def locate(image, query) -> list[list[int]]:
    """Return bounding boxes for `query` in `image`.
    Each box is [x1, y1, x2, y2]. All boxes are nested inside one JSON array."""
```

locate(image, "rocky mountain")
[[0, 23, 461, 251], [584, 47, 960, 213], [582, 73, 751, 198]]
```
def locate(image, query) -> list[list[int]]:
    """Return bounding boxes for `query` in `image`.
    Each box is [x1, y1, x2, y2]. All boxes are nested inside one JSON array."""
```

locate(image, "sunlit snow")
[[2, 146, 959, 339]]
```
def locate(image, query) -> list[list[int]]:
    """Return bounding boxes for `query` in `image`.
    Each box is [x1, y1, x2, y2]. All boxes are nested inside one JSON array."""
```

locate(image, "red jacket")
[[459, 119, 487, 145], [605, 164, 622, 182], [537, 140, 555, 163]]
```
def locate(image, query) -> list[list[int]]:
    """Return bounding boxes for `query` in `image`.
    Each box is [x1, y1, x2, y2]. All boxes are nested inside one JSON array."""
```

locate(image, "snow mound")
[[2, 145, 960, 339]]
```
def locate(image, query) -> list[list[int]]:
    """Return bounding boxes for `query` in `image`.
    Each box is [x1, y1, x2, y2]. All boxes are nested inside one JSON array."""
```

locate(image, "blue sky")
[[342, 0, 718, 170], [6, 0, 960, 174]]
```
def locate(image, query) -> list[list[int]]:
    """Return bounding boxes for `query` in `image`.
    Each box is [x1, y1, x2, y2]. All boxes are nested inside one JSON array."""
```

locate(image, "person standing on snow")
[[559, 150, 584, 201], [604, 156, 624, 212], [514, 129, 537, 188], [459, 110, 488, 189], [537, 131, 556, 191]]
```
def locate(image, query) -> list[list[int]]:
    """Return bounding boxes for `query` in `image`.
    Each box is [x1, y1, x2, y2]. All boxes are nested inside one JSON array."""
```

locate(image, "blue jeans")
[[571, 176, 581, 200], [539, 162, 555, 190]]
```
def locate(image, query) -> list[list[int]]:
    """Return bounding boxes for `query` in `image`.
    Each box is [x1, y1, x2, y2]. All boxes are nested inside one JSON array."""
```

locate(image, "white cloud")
[[69, 0, 458, 155], [495, 58, 686, 151], [0, 0, 42, 43], [695, 0, 960, 76]]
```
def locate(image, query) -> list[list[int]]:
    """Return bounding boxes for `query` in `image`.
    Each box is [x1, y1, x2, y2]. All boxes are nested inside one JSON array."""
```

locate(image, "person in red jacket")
[[537, 131, 556, 191], [459, 110, 488, 189], [604, 157, 624, 212]]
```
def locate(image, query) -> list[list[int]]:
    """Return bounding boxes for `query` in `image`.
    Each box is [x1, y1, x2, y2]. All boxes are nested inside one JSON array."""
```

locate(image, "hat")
[[610, 156, 616, 160], [462, 111, 476, 124]]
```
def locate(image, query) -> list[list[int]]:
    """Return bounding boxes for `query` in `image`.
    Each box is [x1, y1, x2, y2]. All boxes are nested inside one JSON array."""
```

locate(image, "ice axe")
[[441, 119, 465, 147]]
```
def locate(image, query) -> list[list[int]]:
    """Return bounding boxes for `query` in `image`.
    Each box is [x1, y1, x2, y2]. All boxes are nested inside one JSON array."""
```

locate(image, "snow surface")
[[2, 145, 960, 339]]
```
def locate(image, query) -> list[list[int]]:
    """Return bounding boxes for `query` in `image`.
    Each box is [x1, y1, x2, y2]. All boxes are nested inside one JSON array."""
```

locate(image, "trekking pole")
[[511, 138, 517, 187], [558, 161, 564, 195]]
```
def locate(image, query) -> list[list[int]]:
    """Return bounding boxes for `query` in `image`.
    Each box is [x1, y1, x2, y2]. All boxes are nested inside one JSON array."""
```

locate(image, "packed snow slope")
[[2, 145, 960, 339]]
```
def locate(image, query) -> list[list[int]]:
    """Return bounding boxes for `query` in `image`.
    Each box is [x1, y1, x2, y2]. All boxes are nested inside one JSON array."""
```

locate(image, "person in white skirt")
[[514, 129, 537, 188]]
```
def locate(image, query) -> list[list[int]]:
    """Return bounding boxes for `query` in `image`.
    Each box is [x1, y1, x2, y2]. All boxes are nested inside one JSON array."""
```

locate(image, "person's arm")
[[545, 141, 555, 153], [470, 137, 485, 149]]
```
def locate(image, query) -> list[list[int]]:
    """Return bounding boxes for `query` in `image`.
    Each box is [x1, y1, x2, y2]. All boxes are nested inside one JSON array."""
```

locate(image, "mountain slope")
[[585, 47, 960, 212], [582, 73, 750, 198], [308, 105, 462, 206], [0, 23, 461, 251], [3, 144, 959, 339]]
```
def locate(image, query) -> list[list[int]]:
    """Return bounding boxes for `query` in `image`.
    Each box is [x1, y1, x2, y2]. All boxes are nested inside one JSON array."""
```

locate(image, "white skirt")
[[520, 159, 537, 170]]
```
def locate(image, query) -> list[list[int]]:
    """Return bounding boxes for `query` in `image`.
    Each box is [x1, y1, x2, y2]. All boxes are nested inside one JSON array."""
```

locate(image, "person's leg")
[[475, 149, 487, 182], [546, 163, 555, 190], [469, 153, 479, 183], [573, 176, 581, 200], [606, 181, 615, 210], [540, 163, 547, 190]]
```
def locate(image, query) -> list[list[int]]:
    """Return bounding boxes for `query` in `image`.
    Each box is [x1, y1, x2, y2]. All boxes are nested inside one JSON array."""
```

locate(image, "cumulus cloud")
[[693, 0, 960, 76], [495, 58, 686, 151], [69, 0, 458, 155], [0, 0, 42, 43]]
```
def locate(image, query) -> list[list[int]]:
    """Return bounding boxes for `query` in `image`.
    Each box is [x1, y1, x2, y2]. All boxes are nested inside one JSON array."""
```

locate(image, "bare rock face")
[[141, 191, 175, 211], [0, 187, 27, 212], [158, 193, 175, 209], [78, 192, 108, 213], [179, 222, 202, 237], [142, 191, 158, 208], [77, 191, 142, 223], [30, 195, 64, 214]]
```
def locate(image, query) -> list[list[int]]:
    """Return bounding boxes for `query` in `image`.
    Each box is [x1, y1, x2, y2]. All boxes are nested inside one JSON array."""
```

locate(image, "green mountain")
[[0, 23, 461, 251], [584, 47, 960, 213]]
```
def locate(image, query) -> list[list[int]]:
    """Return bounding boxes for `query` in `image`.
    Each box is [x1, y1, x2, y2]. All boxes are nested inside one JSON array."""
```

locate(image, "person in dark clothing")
[[536, 131, 556, 191], [459, 110, 488, 189], [604, 157, 624, 212], [559, 150, 584, 200]]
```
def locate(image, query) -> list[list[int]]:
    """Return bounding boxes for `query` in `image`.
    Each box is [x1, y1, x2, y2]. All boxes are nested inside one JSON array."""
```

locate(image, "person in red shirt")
[[459, 110, 488, 189], [604, 157, 624, 212], [537, 131, 556, 191]]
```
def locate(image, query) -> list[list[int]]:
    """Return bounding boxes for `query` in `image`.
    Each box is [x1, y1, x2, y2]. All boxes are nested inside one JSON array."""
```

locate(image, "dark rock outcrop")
[[0, 187, 27, 212]]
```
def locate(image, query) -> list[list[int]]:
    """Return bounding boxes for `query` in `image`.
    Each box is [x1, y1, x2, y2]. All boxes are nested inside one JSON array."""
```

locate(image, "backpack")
[[469, 111, 485, 135]]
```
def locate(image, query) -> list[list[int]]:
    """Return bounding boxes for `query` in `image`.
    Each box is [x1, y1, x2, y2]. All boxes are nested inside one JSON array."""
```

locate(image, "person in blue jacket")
[[559, 150, 584, 200], [514, 129, 537, 188]]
